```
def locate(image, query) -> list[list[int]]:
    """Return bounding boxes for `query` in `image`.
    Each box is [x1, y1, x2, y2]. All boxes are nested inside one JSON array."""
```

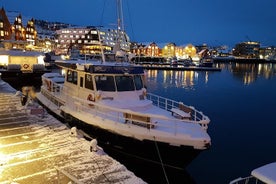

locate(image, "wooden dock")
[[0, 81, 145, 184]]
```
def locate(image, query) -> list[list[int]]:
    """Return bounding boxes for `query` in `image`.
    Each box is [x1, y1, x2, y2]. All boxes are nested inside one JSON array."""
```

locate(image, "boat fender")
[[69, 127, 78, 137], [87, 94, 95, 106], [90, 139, 98, 152], [87, 94, 95, 101], [142, 87, 147, 96]]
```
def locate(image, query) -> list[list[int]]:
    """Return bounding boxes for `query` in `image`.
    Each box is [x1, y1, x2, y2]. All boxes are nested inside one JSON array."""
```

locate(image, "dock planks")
[[0, 89, 145, 184]]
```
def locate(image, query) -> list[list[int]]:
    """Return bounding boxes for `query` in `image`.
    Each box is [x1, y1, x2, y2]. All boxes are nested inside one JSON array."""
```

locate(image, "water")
[[2, 62, 276, 184], [145, 62, 276, 184]]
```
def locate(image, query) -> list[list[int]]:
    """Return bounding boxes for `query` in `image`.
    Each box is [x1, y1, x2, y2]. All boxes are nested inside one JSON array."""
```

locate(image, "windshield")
[[95, 75, 115, 91], [134, 75, 143, 90], [115, 76, 135, 91]]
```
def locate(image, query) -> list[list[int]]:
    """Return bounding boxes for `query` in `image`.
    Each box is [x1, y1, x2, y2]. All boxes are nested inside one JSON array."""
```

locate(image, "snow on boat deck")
[[0, 80, 145, 184]]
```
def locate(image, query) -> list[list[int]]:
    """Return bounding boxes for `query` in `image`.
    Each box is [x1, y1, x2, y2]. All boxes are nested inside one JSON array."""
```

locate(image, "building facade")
[[55, 27, 131, 56], [232, 41, 260, 58], [0, 7, 37, 49], [0, 7, 12, 40]]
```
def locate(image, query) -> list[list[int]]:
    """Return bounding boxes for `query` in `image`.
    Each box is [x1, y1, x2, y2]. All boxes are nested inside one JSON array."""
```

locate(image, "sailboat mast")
[[117, 0, 124, 31]]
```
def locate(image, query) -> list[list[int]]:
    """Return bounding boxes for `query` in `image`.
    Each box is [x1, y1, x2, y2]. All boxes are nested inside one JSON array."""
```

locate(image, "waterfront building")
[[0, 7, 12, 40], [183, 44, 197, 58], [162, 43, 176, 58], [131, 42, 161, 57], [232, 41, 260, 59], [55, 27, 131, 56], [259, 46, 276, 60], [0, 7, 37, 49]]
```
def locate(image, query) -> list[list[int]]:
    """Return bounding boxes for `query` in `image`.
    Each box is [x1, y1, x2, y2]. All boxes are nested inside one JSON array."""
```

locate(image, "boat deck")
[[0, 86, 145, 183]]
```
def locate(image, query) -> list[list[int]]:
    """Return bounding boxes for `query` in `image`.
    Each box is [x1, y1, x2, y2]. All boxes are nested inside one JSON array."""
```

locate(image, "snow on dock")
[[0, 80, 145, 183]]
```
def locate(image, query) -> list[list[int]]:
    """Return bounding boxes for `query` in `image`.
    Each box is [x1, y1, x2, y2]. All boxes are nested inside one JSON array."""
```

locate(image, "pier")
[[0, 80, 145, 183], [139, 64, 221, 71]]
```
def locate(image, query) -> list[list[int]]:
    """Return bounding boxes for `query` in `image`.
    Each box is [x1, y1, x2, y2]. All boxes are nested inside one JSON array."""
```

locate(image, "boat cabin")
[[61, 63, 147, 103]]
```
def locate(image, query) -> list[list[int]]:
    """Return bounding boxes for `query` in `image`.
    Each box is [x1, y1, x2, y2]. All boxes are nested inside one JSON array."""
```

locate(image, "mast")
[[117, 0, 124, 31], [98, 29, 106, 63]]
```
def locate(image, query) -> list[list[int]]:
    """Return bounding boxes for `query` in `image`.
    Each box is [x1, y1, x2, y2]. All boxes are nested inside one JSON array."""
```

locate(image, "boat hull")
[[61, 111, 202, 170], [36, 92, 204, 171]]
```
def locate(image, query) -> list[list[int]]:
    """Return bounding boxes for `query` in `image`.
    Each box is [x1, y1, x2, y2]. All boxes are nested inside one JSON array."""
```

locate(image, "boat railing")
[[146, 92, 210, 130], [229, 176, 256, 184], [67, 93, 210, 138], [40, 86, 65, 108]]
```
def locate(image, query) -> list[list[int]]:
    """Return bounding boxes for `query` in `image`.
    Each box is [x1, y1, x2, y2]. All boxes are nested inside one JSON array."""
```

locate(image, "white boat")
[[229, 162, 276, 184], [36, 0, 211, 170], [36, 59, 211, 169]]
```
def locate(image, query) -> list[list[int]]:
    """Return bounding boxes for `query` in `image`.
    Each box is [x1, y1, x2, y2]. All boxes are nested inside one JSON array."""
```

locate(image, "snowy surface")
[[251, 162, 276, 184], [0, 79, 146, 183]]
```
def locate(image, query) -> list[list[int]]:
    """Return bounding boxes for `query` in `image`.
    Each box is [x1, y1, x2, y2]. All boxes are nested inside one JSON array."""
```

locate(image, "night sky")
[[2, 0, 276, 47]]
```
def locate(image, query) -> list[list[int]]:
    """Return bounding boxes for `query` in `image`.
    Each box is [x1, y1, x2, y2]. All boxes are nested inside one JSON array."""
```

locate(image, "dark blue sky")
[[2, 0, 276, 47]]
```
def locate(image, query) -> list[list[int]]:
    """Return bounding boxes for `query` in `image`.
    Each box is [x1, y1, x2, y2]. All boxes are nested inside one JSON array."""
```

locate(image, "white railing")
[[146, 92, 210, 129], [42, 80, 210, 136], [40, 86, 65, 108], [67, 94, 210, 136], [229, 176, 256, 184]]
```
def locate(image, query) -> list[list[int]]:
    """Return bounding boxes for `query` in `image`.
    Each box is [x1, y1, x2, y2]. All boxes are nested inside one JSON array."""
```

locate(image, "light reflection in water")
[[217, 63, 276, 85], [145, 63, 276, 91], [145, 69, 209, 90]]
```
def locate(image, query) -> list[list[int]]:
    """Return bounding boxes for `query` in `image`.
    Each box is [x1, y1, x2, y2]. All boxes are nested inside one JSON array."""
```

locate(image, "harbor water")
[[145, 62, 276, 184], [2, 62, 276, 184]]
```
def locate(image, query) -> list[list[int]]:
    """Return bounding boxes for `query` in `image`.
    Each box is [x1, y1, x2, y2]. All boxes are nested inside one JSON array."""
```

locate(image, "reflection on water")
[[216, 62, 276, 85], [146, 63, 276, 91], [146, 69, 209, 90]]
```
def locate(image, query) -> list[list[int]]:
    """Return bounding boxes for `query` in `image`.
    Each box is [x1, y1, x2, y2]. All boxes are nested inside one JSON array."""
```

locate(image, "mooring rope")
[[153, 136, 170, 184]]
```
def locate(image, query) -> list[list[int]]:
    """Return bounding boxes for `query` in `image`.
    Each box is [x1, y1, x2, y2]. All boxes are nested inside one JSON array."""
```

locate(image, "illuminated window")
[[0, 31, 4, 36], [0, 22, 3, 28]]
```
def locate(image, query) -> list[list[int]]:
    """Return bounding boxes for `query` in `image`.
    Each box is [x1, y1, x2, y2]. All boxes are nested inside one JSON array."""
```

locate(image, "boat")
[[229, 162, 276, 184], [36, 57, 211, 169], [0, 49, 46, 73], [36, 0, 211, 170], [197, 49, 214, 67]]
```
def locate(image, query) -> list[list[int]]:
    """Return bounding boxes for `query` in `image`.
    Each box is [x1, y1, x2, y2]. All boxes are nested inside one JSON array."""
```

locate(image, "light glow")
[[0, 55, 9, 66], [37, 55, 45, 65]]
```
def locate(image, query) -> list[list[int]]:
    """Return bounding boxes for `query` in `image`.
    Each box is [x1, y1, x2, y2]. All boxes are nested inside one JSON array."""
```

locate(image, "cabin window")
[[80, 77, 84, 87], [95, 75, 115, 91], [67, 70, 78, 85], [85, 74, 94, 90], [115, 76, 135, 91], [134, 75, 143, 90]]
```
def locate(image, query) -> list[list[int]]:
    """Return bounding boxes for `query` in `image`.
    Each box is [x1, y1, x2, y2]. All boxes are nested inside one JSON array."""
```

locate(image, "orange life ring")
[[87, 94, 95, 107], [23, 64, 29, 69]]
